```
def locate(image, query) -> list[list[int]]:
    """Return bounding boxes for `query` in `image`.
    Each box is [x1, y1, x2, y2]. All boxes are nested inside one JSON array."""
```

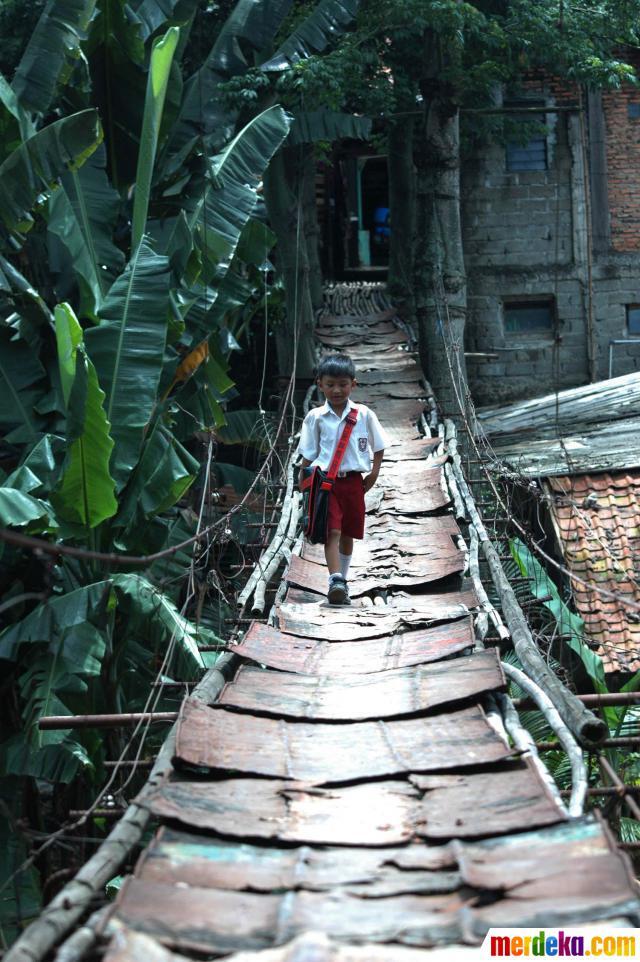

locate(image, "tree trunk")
[[387, 118, 416, 320], [263, 148, 317, 380], [413, 32, 470, 426], [300, 144, 324, 313]]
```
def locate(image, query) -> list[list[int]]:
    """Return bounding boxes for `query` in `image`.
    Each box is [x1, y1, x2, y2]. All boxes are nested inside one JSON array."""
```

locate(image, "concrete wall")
[[463, 76, 640, 407]]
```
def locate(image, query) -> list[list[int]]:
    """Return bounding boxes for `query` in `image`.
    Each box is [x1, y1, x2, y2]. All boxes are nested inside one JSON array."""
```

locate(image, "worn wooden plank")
[[276, 591, 477, 640], [112, 878, 463, 955], [300, 523, 461, 566], [218, 650, 505, 720], [103, 928, 477, 962], [285, 548, 464, 597], [141, 765, 564, 845], [174, 701, 513, 781], [232, 619, 475, 674], [136, 828, 459, 894]]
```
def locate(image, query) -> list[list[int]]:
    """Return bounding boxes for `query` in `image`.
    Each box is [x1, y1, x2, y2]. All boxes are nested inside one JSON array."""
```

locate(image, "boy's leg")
[[325, 528, 349, 604], [325, 529, 342, 575], [339, 534, 353, 579]]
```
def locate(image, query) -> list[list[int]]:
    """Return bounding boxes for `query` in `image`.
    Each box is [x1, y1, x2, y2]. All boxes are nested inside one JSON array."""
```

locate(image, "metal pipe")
[[38, 712, 178, 730], [599, 755, 640, 822], [515, 692, 640, 709], [538, 737, 640, 750], [560, 786, 640, 798]]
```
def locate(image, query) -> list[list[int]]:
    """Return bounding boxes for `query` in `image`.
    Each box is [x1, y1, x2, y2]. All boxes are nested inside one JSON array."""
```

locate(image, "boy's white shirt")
[[297, 398, 389, 473]]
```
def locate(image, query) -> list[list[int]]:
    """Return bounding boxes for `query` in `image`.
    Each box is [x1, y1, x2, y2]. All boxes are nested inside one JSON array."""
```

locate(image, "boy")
[[297, 353, 388, 605]]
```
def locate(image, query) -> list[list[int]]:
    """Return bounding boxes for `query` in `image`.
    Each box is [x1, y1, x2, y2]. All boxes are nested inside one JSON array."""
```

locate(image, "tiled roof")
[[547, 472, 640, 674]]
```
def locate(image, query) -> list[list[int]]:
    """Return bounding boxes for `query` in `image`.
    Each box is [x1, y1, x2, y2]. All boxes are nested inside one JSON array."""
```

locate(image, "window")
[[626, 305, 640, 334], [628, 103, 640, 120], [504, 299, 555, 335], [505, 100, 548, 172]]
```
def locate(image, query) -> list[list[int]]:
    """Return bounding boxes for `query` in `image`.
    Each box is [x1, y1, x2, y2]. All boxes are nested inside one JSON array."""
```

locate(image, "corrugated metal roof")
[[478, 374, 640, 477], [547, 471, 640, 673]]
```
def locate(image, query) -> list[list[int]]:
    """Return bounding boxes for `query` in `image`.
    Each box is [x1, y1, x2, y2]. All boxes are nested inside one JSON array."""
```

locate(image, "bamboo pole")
[[237, 456, 296, 610], [445, 419, 607, 746], [252, 491, 302, 615], [5, 653, 239, 962], [495, 691, 568, 815], [502, 661, 587, 816]]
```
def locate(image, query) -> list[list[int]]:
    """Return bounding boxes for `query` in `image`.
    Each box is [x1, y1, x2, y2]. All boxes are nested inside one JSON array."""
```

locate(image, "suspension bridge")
[[10, 285, 640, 962]]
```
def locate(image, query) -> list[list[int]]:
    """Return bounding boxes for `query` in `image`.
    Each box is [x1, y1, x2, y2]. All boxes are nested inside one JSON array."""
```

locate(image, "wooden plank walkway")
[[103, 288, 640, 961]]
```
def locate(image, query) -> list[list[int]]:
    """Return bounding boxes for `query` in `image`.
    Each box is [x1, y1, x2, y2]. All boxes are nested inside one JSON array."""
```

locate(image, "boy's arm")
[[298, 457, 312, 491], [364, 448, 384, 493]]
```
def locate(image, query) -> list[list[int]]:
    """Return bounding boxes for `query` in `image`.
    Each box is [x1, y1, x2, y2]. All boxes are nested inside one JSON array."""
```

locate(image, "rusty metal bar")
[[38, 712, 178, 730], [516, 692, 640, 709], [103, 761, 154, 769], [151, 681, 196, 689], [538, 737, 640, 751], [560, 786, 640, 798], [599, 755, 640, 822], [68, 809, 124, 820]]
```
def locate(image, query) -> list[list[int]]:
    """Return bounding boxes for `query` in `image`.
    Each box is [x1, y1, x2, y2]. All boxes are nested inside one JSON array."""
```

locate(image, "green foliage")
[[0, 0, 367, 944], [11, 0, 97, 115], [52, 304, 118, 529], [0, 109, 102, 242], [85, 242, 172, 490], [47, 145, 125, 318], [262, 0, 360, 71], [131, 26, 180, 250], [509, 538, 607, 693]]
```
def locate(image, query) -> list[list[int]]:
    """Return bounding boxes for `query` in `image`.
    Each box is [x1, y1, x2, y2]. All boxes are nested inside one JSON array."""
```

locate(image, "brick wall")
[[602, 63, 640, 252]]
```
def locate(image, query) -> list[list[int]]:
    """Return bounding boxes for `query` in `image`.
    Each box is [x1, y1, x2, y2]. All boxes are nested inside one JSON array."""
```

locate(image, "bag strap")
[[325, 407, 359, 481]]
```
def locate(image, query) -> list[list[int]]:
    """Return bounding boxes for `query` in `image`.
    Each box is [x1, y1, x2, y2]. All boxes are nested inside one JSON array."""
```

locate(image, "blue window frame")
[[626, 305, 640, 334], [505, 100, 548, 171]]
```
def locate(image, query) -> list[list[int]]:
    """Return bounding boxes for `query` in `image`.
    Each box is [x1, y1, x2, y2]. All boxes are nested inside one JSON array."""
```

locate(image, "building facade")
[[464, 68, 640, 405], [320, 65, 640, 406]]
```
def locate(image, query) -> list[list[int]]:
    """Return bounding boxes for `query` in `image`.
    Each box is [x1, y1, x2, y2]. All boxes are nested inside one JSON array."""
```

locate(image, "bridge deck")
[[104, 291, 639, 961]]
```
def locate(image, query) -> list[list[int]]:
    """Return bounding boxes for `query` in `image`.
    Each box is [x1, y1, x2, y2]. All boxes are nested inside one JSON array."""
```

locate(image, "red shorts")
[[327, 473, 365, 539]]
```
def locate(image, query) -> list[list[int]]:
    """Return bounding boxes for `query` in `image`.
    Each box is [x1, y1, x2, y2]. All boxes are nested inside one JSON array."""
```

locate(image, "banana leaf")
[[288, 109, 371, 145], [131, 26, 180, 250], [0, 777, 41, 940], [86, 0, 148, 186], [114, 419, 198, 529], [0, 325, 48, 444], [47, 145, 124, 319], [134, 0, 197, 40], [180, 105, 291, 336], [509, 537, 614, 728], [12, 436, 64, 496], [11, 0, 97, 115], [85, 241, 171, 490], [0, 73, 35, 164], [51, 304, 117, 528], [0, 581, 111, 662], [111, 573, 206, 678], [0, 108, 102, 241], [215, 409, 274, 449], [1, 733, 93, 783], [0, 488, 53, 532], [164, 0, 293, 167], [261, 0, 359, 71]]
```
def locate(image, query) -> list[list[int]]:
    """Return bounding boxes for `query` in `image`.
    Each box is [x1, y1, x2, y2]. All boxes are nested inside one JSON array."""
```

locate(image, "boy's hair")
[[316, 353, 356, 380]]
